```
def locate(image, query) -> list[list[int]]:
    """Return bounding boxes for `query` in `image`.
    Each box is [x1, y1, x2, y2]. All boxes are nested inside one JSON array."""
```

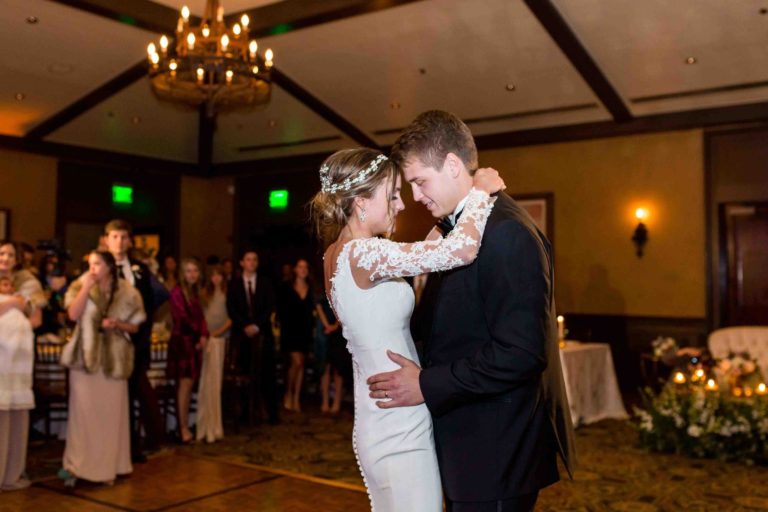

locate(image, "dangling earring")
[[359, 207, 367, 223]]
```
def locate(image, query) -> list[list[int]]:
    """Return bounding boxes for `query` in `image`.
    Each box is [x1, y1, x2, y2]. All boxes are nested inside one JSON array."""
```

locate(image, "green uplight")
[[112, 184, 133, 205], [269, 189, 289, 209]]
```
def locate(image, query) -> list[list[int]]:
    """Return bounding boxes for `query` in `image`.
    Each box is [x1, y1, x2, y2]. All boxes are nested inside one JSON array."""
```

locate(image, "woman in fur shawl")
[[0, 241, 46, 492], [59, 250, 145, 487]]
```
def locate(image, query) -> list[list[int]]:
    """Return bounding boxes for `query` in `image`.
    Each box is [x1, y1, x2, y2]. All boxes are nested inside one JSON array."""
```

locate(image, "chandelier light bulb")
[[150, 52, 160, 66], [265, 49, 274, 61], [181, 5, 190, 21], [196, 67, 204, 82], [147, 42, 156, 56], [233, 23, 241, 36], [169, 60, 178, 71], [249, 40, 257, 58], [226, 69, 234, 83], [221, 34, 229, 51], [202, 25, 210, 38], [159, 35, 169, 51], [241, 14, 250, 28], [252, 65, 259, 74], [187, 32, 195, 50], [635, 208, 648, 221]]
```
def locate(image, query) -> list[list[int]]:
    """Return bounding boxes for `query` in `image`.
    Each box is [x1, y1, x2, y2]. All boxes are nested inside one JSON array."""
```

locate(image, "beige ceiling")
[[2, 0, 767, 166]]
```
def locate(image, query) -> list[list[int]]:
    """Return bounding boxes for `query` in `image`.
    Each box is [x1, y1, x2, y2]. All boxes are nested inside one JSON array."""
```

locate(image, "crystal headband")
[[320, 154, 388, 194]]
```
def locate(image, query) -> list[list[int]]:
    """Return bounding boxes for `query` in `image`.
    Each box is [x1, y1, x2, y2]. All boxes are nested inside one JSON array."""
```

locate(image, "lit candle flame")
[[221, 34, 229, 51], [159, 35, 169, 51], [187, 33, 195, 50], [181, 5, 190, 21], [758, 383, 767, 395], [233, 23, 241, 36], [673, 372, 686, 384], [241, 14, 250, 28]]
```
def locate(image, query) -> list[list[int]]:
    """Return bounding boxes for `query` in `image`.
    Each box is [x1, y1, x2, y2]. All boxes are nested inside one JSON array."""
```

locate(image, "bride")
[[311, 148, 503, 511]]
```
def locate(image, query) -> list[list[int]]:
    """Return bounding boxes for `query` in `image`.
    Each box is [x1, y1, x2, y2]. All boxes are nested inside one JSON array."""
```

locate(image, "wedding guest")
[[19, 243, 37, 277], [221, 258, 233, 283], [160, 255, 179, 290], [59, 250, 145, 487], [277, 259, 315, 413], [197, 265, 230, 443], [105, 220, 165, 461], [36, 253, 68, 338], [168, 258, 208, 443], [317, 294, 349, 414], [0, 241, 44, 491], [226, 249, 278, 425]]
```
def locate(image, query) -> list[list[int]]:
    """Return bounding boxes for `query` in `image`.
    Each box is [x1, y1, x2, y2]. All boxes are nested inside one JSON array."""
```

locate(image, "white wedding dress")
[[328, 188, 495, 511]]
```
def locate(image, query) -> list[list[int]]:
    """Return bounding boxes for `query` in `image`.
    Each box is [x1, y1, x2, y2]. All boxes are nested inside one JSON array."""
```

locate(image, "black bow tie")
[[435, 209, 463, 236], [436, 217, 454, 236]]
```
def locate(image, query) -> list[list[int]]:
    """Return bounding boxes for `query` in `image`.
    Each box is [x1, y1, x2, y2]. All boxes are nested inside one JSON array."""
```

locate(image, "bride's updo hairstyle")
[[310, 148, 396, 247]]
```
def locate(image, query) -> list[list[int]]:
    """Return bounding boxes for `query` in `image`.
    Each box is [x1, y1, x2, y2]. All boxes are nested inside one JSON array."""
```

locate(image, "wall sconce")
[[632, 208, 649, 257]]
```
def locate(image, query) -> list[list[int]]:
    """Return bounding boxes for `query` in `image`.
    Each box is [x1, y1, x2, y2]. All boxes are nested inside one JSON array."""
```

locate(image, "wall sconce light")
[[632, 208, 649, 257]]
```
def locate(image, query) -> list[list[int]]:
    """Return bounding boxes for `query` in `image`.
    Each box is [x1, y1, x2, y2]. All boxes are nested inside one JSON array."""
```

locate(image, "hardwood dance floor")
[[1, 453, 370, 512]]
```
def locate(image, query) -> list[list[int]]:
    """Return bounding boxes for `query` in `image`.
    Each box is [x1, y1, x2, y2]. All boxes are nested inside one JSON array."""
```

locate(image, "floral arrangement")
[[651, 336, 681, 366], [714, 352, 763, 392], [634, 350, 768, 464], [652, 336, 678, 359]]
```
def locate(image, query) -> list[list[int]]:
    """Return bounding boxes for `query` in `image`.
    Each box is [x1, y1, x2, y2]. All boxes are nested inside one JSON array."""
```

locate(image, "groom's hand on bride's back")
[[367, 350, 424, 408]]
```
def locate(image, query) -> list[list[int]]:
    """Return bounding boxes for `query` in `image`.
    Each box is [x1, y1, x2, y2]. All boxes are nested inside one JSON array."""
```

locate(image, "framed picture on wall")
[[0, 209, 9, 241], [513, 193, 554, 242]]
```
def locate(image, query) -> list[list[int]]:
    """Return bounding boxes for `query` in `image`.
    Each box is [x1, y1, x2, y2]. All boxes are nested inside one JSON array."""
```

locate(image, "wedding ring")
[[384, 391, 389, 399]]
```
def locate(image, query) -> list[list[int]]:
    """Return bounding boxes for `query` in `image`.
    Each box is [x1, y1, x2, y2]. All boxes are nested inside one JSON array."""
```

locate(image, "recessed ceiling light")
[[389, 102, 401, 110], [268, 119, 277, 127], [760, 8, 768, 15], [14, 93, 25, 101], [131, 116, 141, 124], [47, 63, 74, 74], [26, 16, 39, 24], [685, 56, 697, 65], [505, 84, 517, 92]]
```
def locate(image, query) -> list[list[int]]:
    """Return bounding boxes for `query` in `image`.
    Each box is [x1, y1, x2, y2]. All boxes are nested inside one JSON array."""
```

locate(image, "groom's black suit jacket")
[[419, 192, 576, 502]]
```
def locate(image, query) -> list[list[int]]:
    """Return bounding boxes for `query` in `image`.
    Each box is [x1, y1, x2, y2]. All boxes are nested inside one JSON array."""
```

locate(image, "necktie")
[[247, 279, 254, 308]]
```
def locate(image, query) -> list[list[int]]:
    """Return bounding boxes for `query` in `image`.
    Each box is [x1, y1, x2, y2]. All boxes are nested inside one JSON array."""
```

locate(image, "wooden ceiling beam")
[[523, 0, 632, 123], [49, 0, 198, 34], [26, 61, 147, 140], [0, 134, 202, 176]]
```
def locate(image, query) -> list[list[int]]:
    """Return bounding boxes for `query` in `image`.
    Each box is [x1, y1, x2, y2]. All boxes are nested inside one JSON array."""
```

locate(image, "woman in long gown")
[[60, 250, 145, 487], [311, 148, 502, 511], [0, 241, 45, 491]]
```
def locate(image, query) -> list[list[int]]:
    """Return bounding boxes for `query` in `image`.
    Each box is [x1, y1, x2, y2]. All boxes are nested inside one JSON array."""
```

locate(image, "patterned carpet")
[[27, 406, 768, 511]]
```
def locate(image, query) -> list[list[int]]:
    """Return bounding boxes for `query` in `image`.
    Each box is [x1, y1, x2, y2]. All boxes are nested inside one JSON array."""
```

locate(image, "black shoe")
[[131, 452, 148, 464]]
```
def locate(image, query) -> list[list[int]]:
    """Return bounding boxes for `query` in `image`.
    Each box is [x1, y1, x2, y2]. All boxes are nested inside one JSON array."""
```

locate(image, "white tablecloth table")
[[559, 341, 628, 427]]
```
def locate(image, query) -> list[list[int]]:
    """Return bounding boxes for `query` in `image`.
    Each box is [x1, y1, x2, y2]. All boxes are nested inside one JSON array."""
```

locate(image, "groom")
[[367, 111, 575, 511]]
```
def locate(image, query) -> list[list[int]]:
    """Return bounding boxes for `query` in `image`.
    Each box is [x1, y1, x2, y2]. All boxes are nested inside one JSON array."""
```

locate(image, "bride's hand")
[[472, 167, 506, 195]]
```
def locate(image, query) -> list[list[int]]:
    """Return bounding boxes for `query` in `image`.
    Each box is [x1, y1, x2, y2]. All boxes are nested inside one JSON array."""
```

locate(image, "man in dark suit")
[[226, 249, 278, 424], [367, 111, 575, 511], [104, 219, 167, 462]]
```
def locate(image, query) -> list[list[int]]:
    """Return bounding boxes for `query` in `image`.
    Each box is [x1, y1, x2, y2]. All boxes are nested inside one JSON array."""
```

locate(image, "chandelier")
[[146, 0, 274, 116]]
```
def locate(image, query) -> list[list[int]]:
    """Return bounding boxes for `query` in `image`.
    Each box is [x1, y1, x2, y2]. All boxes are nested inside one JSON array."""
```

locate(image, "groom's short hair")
[[391, 110, 478, 174]]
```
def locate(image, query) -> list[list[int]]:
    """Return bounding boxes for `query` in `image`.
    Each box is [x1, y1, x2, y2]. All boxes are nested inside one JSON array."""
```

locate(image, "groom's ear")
[[444, 153, 464, 179]]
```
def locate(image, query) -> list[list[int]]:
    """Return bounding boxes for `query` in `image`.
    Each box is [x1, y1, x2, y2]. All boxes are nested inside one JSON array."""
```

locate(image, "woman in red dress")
[[167, 258, 208, 443]]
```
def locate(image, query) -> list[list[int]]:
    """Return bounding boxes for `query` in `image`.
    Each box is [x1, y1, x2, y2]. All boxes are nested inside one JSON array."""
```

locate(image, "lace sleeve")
[[349, 188, 496, 282]]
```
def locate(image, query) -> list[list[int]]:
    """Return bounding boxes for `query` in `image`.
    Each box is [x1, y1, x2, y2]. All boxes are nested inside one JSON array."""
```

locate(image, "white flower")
[[687, 425, 702, 438]]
